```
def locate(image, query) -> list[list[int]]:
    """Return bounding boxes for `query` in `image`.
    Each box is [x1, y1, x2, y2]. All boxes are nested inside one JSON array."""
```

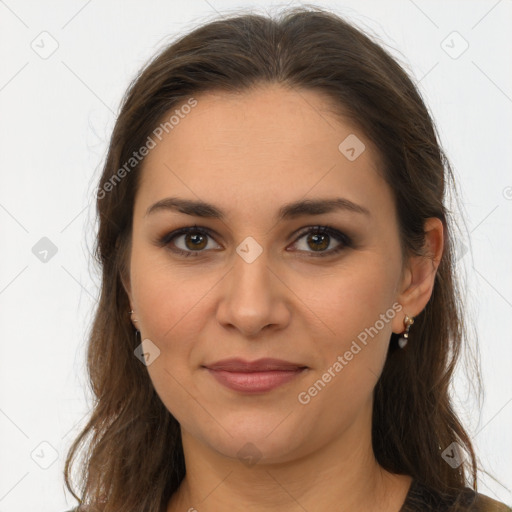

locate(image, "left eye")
[[159, 225, 351, 258], [291, 226, 350, 256]]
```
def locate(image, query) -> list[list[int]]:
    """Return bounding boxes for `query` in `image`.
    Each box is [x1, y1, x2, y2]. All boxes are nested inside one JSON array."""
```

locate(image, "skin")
[[123, 84, 443, 511]]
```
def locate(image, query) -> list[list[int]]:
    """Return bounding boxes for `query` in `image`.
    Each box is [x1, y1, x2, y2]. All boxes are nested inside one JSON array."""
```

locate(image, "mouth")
[[202, 358, 308, 394]]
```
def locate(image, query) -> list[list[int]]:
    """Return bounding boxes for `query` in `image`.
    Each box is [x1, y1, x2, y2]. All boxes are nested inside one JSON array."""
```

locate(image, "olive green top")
[[63, 479, 512, 512]]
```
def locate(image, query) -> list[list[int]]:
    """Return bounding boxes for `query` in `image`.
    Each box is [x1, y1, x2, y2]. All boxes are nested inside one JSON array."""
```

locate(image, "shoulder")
[[470, 492, 512, 512], [401, 479, 512, 511]]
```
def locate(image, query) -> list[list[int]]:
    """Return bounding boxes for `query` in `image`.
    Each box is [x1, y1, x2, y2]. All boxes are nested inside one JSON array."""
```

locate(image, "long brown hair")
[[64, 6, 481, 511]]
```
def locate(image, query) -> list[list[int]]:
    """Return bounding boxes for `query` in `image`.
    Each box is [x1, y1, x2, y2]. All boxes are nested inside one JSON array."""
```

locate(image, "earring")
[[398, 315, 414, 348], [129, 310, 141, 345]]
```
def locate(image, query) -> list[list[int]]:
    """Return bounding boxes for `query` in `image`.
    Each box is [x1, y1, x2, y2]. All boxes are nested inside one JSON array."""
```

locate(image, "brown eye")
[[183, 232, 208, 251], [160, 226, 221, 257], [290, 226, 352, 257], [306, 232, 330, 251]]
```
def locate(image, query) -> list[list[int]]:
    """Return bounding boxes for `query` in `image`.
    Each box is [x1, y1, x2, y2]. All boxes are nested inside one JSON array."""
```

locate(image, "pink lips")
[[204, 358, 307, 393]]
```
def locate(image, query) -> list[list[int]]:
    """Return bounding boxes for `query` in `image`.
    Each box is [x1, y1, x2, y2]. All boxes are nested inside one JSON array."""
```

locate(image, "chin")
[[190, 416, 311, 466]]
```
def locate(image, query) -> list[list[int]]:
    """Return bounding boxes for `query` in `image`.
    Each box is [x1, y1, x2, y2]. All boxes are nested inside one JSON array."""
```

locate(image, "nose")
[[215, 245, 291, 338]]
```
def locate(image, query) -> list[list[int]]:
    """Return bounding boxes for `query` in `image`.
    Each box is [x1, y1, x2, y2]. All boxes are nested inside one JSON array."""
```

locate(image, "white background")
[[0, 1, 511, 510]]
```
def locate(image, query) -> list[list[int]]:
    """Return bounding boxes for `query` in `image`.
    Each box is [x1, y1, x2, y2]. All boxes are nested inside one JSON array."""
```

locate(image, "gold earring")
[[398, 315, 414, 348]]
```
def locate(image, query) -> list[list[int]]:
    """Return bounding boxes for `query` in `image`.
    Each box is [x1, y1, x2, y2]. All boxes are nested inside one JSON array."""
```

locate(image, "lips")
[[203, 358, 308, 393]]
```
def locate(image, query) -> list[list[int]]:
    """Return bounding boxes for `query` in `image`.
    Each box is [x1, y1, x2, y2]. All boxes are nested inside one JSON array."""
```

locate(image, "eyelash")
[[158, 224, 353, 258]]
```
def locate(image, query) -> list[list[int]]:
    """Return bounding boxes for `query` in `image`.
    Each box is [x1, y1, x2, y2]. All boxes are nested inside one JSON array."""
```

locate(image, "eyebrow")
[[145, 196, 371, 221]]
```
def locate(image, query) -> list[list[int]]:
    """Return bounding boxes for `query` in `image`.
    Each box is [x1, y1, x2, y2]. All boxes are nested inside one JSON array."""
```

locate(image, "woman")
[[63, 6, 511, 512]]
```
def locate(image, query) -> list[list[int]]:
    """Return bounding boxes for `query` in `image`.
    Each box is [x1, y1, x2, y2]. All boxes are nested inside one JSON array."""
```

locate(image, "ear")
[[117, 233, 138, 327], [392, 217, 444, 334], [120, 267, 136, 320]]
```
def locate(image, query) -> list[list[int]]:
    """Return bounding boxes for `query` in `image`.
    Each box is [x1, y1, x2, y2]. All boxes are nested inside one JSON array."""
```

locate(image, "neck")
[[167, 414, 412, 511]]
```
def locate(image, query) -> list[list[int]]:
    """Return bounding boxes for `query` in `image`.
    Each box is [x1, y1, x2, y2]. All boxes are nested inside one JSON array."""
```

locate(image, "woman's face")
[[127, 84, 412, 464]]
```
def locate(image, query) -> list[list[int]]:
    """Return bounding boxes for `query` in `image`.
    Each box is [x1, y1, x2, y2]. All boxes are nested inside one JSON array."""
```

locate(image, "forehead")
[[136, 84, 392, 222]]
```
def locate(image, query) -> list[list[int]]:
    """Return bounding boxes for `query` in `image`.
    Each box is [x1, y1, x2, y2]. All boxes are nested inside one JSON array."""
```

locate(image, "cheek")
[[129, 256, 211, 423], [314, 256, 399, 341], [130, 243, 209, 339], [129, 249, 222, 404], [305, 256, 401, 393]]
